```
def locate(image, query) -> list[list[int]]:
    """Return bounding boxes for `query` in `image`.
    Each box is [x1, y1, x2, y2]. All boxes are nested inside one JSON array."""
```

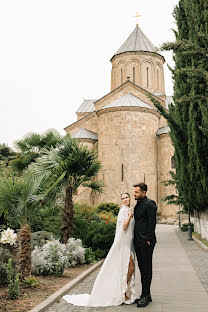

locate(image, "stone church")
[[64, 25, 178, 220]]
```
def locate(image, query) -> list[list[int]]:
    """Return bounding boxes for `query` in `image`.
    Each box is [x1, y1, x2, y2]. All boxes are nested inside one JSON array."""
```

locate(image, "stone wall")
[[68, 106, 178, 223], [96, 108, 159, 206], [158, 115, 169, 129], [65, 112, 98, 135], [193, 210, 208, 240]]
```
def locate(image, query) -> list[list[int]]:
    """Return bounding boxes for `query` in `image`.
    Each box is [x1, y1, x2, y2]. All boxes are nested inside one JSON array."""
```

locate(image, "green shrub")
[[23, 275, 40, 288], [0, 247, 13, 285], [72, 213, 116, 259], [6, 216, 20, 231], [7, 258, 20, 300], [55, 262, 64, 277], [180, 223, 194, 232], [74, 202, 98, 219], [97, 202, 120, 216], [31, 231, 56, 250], [5, 205, 62, 237], [85, 247, 96, 264], [87, 220, 115, 252], [98, 211, 117, 224], [94, 248, 107, 259], [30, 206, 62, 237]]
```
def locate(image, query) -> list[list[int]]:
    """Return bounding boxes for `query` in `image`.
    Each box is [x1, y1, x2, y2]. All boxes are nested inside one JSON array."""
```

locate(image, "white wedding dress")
[[63, 205, 140, 307]]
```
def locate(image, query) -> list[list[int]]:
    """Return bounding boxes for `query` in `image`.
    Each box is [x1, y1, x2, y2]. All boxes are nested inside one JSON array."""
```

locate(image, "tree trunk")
[[18, 224, 31, 279], [61, 185, 74, 243]]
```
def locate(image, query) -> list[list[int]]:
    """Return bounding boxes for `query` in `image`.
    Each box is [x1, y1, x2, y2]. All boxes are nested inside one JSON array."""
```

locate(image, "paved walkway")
[[175, 228, 208, 294], [46, 224, 208, 312]]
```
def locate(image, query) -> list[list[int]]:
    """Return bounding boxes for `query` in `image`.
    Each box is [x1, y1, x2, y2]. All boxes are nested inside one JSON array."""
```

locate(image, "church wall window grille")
[[133, 67, 135, 83], [121, 164, 124, 182], [171, 156, 176, 169]]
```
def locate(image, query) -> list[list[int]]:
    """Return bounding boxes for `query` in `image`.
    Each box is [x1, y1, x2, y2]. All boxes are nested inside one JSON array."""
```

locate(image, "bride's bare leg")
[[125, 255, 135, 301], [127, 255, 135, 283]]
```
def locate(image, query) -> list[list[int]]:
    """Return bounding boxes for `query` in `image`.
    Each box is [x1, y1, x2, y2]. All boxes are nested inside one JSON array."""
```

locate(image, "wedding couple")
[[63, 182, 157, 308]]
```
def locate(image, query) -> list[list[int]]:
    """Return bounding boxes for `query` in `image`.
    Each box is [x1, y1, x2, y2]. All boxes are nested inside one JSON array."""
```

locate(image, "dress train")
[[63, 205, 140, 307]]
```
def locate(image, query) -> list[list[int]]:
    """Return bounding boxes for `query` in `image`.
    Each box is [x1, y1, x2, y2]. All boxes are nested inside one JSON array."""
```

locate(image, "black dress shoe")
[[134, 295, 152, 304], [137, 296, 149, 308]]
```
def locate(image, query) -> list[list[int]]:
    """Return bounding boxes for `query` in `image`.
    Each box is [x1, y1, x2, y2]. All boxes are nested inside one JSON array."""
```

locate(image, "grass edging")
[[28, 259, 104, 312], [192, 233, 208, 252]]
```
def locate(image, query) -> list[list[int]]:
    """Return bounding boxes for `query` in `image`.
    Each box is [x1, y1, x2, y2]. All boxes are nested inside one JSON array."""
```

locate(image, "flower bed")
[[0, 263, 93, 312]]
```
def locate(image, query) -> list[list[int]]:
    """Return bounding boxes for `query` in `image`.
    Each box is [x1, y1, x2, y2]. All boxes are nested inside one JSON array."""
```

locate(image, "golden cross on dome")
[[133, 12, 141, 26]]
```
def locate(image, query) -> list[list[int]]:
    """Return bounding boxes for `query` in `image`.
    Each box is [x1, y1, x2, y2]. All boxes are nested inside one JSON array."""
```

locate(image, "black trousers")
[[135, 243, 155, 297]]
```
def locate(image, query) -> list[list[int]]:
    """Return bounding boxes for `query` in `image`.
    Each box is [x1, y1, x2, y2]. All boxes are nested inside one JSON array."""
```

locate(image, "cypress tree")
[[152, 0, 208, 212]]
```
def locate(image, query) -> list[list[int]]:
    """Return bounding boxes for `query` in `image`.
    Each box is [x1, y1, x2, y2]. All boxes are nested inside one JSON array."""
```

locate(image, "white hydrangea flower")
[[0, 228, 17, 245]]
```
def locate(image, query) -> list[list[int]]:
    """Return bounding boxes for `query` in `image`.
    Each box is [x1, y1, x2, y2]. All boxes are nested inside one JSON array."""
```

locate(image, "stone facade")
[[97, 109, 158, 201], [111, 52, 165, 94], [64, 26, 178, 220]]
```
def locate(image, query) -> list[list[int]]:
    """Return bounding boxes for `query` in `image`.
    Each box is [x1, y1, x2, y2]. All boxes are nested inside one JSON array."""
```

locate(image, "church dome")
[[111, 26, 162, 59], [110, 26, 165, 95]]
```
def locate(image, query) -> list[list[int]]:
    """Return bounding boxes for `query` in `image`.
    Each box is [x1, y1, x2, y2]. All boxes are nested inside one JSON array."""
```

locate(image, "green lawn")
[[193, 232, 208, 247]]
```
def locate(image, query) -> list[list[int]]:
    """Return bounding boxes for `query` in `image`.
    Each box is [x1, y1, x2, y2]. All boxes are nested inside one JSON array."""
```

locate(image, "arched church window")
[[121, 68, 123, 84], [133, 67, 135, 83], [171, 156, 176, 169], [146, 67, 149, 88], [121, 164, 124, 181], [156, 69, 159, 89]]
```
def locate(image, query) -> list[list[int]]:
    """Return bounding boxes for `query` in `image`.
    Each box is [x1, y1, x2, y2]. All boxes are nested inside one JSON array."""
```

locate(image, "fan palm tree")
[[11, 129, 62, 173], [0, 174, 49, 278], [31, 135, 103, 243]]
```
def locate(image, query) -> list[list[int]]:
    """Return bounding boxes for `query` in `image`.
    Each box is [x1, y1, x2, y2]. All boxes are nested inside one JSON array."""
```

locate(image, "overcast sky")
[[0, 0, 179, 149]]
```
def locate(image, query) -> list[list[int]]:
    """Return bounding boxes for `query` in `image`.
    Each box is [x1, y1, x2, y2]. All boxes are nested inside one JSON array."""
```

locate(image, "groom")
[[133, 182, 157, 308]]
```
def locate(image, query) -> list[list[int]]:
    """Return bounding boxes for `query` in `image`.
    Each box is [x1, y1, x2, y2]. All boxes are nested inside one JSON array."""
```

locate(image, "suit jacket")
[[134, 196, 157, 247]]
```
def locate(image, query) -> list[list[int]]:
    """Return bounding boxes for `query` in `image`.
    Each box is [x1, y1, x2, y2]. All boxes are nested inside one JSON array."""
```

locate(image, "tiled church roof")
[[112, 26, 161, 58], [76, 99, 97, 113], [103, 93, 156, 110], [71, 128, 98, 141]]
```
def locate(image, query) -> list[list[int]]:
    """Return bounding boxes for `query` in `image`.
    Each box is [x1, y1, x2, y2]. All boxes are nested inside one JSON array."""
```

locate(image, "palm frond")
[[42, 171, 67, 197], [14, 133, 41, 152], [82, 181, 104, 194], [85, 161, 102, 178], [28, 147, 60, 175]]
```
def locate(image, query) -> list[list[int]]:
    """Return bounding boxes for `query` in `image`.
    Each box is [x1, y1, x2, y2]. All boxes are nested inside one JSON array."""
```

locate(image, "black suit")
[[134, 196, 157, 297]]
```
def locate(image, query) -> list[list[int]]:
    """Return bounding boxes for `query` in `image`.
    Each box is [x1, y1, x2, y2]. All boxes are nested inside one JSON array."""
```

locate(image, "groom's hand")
[[146, 241, 150, 245]]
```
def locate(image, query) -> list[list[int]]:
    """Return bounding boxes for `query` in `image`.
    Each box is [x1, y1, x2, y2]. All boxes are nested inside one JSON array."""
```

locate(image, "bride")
[[63, 193, 140, 307]]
